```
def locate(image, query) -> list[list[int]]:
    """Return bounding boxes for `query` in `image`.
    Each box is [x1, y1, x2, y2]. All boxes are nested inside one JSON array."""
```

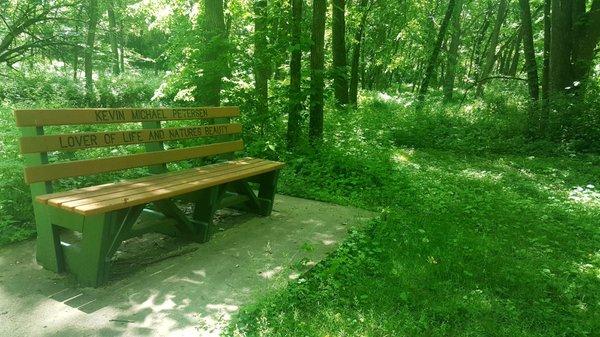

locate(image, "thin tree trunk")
[[417, 0, 456, 105], [519, 0, 540, 137], [332, 0, 348, 107], [519, 0, 539, 102], [476, 0, 508, 97], [73, 19, 80, 81], [73, 52, 78, 81], [349, 0, 369, 106], [200, 0, 228, 106], [497, 41, 510, 75], [309, 0, 326, 145], [508, 31, 523, 76], [287, 0, 303, 149], [467, 13, 491, 79], [119, 20, 125, 72], [84, 0, 99, 105], [443, 0, 463, 102], [107, 0, 120, 75], [254, 0, 270, 132], [499, 35, 514, 74], [540, 0, 551, 137]]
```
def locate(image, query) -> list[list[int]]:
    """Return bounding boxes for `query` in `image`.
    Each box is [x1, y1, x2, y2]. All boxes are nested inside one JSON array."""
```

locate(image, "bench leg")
[[75, 213, 118, 287], [257, 170, 280, 216], [154, 199, 213, 243], [192, 185, 227, 242], [34, 205, 64, 273], [227, 171, 280, 216], [228, 181, 262, 214]]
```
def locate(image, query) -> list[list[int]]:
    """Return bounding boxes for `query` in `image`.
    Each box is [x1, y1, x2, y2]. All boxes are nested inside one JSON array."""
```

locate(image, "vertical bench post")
[[257, 170, 279, 216], [77, 212, 121, 286], [20, 126, 64, 273], [141, 121, 168, 174]]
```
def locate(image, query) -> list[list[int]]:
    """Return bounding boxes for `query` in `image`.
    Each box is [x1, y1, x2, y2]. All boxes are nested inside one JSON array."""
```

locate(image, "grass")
[[229, 98, 600, 336], [1, 91, 598, 335], [0, 108, 35, 244]]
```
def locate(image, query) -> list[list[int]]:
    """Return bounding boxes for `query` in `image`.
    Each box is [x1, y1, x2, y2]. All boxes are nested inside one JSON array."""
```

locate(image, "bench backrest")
[[15, 107, 243, 198]]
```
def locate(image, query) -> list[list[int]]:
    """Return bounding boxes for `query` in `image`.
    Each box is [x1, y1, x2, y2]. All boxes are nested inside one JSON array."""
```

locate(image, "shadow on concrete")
[[0, 195, 373, 337]]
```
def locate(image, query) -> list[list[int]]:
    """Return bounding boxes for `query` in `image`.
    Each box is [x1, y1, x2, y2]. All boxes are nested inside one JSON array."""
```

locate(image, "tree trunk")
[[349, 0, 369, 106], [508, 31, 523, 76], [417, 0, 456, 104], [287, 0, 303, 149], [519, 0, 539, 102], [540, 0, 551, 137], [573, 0, 587, 19], [476, 0, 508, 97], [200, 0, 228, 106], [73, 19, 80, 81], [254, 0, 270, 132], [549, 0, 600, 95], [467, 12, 491, 79], [119, 20, 125, 72], [443, 0, 463, 102], [571, 1, 600, 87], [107, 0, 120, 75], [84, 0, 99, 106], [519, 0, 540, 136], [549, 0, 573, 94], [332, 0, 348, 107], [309, 0, 326, 145], [73, 52, 79, 81]]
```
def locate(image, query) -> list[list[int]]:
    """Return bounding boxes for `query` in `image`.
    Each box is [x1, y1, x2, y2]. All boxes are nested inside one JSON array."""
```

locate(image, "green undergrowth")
[[1, 92, 599, 335], [0, 108, 34, 244], [229, 96, 600, 336]]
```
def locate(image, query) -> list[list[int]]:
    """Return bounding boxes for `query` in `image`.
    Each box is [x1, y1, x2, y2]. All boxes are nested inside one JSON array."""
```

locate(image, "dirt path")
[[0, 195, 373, 337]]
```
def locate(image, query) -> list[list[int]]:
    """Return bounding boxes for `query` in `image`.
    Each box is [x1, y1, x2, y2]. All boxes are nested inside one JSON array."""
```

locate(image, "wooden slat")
[[14, 106, 240, 127], [19, 123, 243, 153], [44, 159, 265, 207], [36, 158, 261, 203], [24, 140, 244, 184], [57, 161, 277, 210], [72, 161, 284, 215]]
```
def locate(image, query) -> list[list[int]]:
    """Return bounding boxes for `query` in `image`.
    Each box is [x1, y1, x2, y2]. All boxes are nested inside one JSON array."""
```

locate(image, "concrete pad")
[[0, 195, 373, 337]]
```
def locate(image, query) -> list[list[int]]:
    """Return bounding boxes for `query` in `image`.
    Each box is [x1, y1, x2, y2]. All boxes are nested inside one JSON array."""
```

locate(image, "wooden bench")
[[15, 106, 284, 287]]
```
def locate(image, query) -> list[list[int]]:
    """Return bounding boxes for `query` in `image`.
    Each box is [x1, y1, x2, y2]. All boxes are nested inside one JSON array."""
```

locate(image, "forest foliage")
[[0, 0, 598, 146], [0, 0, 599, 335]]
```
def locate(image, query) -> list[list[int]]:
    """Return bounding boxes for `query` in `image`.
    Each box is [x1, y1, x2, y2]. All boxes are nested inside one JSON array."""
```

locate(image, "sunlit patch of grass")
[[568, 185, 600, 208], [459, 168, 503, 182], [229, 97, 600, 337]]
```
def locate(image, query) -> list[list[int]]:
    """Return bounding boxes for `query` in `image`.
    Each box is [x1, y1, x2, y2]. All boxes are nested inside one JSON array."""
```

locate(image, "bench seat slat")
[[25, 140, 244, 184], [38, 158, 284, 216], [58, 161, 277, 211], [48, 159, 266, 207], [35, 158, 260, 203]]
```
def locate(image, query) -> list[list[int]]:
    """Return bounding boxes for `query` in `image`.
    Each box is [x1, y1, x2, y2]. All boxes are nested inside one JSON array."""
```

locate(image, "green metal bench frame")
[[16, 107, 283, 287]]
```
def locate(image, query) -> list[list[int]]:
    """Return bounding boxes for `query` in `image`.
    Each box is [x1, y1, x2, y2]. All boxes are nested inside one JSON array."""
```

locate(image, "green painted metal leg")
[[229, 181, 264, 215], [192, 185, 226, 242], [257, 170, 279, 216], [155, 199, 208, 242], [75, 213, 118, 287], [106, 205, 145, 258], [33, 204, 64, 273]]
